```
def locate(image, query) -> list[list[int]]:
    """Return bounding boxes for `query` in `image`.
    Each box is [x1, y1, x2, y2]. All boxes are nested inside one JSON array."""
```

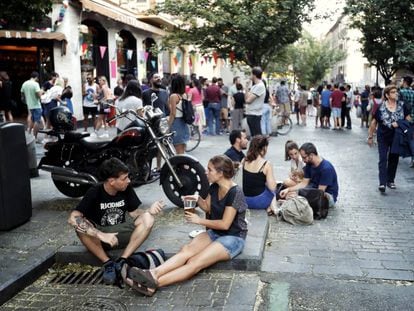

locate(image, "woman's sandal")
[[128, 267, 158, 288], [125, 277, 156, 297]]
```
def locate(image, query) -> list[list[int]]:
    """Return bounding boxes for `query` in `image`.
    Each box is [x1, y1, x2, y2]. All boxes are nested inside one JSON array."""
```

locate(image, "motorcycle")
[[38, 104, 209, 207]]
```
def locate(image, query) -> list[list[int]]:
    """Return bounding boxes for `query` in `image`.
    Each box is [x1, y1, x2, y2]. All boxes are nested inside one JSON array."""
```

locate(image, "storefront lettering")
[[4, 31, 35, 39]]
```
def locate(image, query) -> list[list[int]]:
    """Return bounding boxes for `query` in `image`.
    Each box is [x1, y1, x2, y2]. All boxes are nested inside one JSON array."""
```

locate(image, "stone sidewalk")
[[262, 121, 414, 282]]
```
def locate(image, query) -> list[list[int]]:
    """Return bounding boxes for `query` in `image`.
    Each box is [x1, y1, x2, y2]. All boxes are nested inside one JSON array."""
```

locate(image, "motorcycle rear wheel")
[[52, 178, 91, 198], [162, 161, 209, 207]]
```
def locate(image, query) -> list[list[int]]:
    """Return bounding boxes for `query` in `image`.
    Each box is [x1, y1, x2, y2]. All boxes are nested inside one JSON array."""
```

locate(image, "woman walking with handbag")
[[367, 84, 411, 193]]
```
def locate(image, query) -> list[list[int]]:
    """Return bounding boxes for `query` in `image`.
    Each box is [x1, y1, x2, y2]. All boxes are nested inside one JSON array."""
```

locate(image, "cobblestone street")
[[1, 115, 414, 310]]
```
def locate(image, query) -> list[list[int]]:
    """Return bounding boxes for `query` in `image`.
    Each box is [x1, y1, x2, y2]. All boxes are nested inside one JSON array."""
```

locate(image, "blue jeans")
[[245, 187, 275, 209], [207, 230, 245, 259], [261, 103, 272, 135], [208, 102, 221, 135]]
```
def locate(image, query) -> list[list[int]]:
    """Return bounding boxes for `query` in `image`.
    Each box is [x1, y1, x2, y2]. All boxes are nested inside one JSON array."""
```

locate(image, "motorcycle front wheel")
[[161, 161, 209, 207], [52, 178, 91, 198]]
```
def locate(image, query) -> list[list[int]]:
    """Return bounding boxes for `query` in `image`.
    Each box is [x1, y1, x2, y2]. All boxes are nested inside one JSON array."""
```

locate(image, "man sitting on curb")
[[224, 129, 249, 163], [68, 158, 165, 285], [279, 142, 338, 208]]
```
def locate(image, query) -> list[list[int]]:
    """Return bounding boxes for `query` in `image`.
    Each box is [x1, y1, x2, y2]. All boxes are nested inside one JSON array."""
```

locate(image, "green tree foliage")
[[269, 33, 346, 87], [344, 0, 414, 84], [0, 0, 53, 30], [154, 0, 314, 69]]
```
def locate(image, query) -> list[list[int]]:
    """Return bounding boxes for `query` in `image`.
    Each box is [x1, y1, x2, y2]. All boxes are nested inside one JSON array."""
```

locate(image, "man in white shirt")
[[245, 67, 265, 136], [82, 75, 99, 131]]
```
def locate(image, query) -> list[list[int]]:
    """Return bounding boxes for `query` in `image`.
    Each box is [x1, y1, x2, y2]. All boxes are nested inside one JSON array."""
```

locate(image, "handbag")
[[298, 188, 329, 220]]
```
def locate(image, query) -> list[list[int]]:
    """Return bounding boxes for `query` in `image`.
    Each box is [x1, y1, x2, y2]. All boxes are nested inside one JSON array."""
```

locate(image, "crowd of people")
[[11, 67, 414, 190]]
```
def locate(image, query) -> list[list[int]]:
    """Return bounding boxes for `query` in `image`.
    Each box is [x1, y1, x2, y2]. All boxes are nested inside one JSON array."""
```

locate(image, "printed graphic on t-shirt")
[[100, 199, 125, 226]]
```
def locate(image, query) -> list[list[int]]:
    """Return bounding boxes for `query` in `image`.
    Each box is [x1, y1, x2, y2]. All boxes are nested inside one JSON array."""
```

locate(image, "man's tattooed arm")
[[74, 216, 99, 237]]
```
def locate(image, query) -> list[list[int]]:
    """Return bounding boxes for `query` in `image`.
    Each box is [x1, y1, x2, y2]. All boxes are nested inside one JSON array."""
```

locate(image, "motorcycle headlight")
[[158, 118, 169, 135]]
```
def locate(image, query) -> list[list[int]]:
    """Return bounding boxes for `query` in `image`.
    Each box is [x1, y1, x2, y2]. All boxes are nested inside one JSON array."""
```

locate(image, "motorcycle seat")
[[80, 136, 112, 150], [64, 131, 90, 143]]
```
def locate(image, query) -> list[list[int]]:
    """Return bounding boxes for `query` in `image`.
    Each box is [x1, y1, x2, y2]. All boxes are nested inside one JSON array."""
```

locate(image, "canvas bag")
[[280, 196, 314, 225]]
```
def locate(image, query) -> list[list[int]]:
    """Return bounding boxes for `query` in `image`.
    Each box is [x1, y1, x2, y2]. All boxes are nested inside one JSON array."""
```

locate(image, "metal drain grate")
[[49, 269, 105, 285]]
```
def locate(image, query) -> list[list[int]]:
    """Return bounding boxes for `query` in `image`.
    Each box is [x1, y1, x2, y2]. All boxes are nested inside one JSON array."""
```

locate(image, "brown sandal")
[[129, 267, 158, 288]]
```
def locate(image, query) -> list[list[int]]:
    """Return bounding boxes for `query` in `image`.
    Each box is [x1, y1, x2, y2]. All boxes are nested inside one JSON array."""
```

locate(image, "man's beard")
[[153, 82, 162, 88]]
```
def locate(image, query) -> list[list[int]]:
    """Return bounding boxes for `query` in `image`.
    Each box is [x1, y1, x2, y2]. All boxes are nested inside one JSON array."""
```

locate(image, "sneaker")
[[386, 182, 396, 189], [90, 132, 97, 138], [410, 161, 414, 168], [102, 260, 116, 285], [378, 185, 386, 193]]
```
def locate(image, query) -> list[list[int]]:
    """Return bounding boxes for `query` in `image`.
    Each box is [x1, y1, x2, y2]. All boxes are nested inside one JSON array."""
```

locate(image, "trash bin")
[[0, 123, 32, 230], [25, 132, 39, 178]]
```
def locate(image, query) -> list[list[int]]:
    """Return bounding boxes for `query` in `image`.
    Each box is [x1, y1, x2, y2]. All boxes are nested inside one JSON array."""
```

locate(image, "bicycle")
[[185, 123, 201, 152], [270, 105, 293, 135]]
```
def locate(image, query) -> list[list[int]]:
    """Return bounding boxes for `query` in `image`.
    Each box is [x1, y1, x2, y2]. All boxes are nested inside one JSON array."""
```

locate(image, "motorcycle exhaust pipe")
[[40, 164, 98, 185]]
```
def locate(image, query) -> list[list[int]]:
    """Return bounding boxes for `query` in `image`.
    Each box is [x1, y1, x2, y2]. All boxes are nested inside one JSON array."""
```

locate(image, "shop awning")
[[80, 0, 166, 36], [0, 30, 67, 41]]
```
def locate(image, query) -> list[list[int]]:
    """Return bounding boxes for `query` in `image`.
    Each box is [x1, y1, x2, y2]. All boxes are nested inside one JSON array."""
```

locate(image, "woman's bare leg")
[[157, 241, 230, 287], [153, 232, 212, 279]]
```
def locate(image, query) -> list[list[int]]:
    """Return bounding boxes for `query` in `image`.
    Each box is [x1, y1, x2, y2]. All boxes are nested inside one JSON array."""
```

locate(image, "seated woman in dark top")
[[242, 135, 277, 215], [123, 155, 248, 296]]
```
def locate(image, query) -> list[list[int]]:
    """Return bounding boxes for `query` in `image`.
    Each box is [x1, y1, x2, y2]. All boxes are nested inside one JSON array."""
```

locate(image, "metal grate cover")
[[49, 268, 104, 285]]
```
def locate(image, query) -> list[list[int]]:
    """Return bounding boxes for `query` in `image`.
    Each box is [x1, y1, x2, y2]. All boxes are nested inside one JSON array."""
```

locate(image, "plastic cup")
[[183, 197, 197, 213]]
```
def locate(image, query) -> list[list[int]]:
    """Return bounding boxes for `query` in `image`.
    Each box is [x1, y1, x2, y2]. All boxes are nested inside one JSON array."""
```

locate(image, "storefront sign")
[[0, 30, 66, 41]]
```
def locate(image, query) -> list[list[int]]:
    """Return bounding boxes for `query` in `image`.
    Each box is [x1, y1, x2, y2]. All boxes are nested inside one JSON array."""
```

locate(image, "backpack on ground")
[[280, 196, 313, 225], [298, 188, 329, 220], [177, 96, 195, 124], [127, 249, 166, 269]]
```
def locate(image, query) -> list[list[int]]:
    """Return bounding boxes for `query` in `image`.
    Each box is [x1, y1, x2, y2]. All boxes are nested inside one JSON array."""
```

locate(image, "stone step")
[[56, 209, 269, 271]]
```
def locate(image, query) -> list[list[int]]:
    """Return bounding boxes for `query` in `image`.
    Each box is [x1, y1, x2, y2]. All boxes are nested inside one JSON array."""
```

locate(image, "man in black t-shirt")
[[68, 158, 165, 285]]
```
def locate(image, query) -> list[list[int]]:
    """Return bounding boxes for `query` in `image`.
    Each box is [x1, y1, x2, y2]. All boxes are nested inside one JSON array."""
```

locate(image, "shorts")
[[245, 187, 275, 209], [97, 219, 135, 249], [332, 107, 341, 118], [171, 117, 190, 145], [83, 106, 98, 116], [30, 108, 43, 123], [220, 108, 229, 120], [278, 102, 291, 115], [321, 106, 331, 118], [43, 101, 58, 119], [207, 229, 245, 259], [316, 106, 321, 117]]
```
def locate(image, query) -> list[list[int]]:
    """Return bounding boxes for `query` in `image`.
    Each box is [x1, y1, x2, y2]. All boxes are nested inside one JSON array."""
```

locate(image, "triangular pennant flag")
[[81, 43, 88, 54], [151, 60, 156, 68], [144, 52, 149, 62], [99, 46, 107, 59]]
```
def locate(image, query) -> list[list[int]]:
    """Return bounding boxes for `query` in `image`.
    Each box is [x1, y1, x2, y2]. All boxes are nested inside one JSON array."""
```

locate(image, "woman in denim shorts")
[[124, 155, 248, 296]]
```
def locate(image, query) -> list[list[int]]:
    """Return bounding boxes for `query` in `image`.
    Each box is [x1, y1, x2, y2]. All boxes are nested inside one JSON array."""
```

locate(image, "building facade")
[[324, 14, 385, 89]]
